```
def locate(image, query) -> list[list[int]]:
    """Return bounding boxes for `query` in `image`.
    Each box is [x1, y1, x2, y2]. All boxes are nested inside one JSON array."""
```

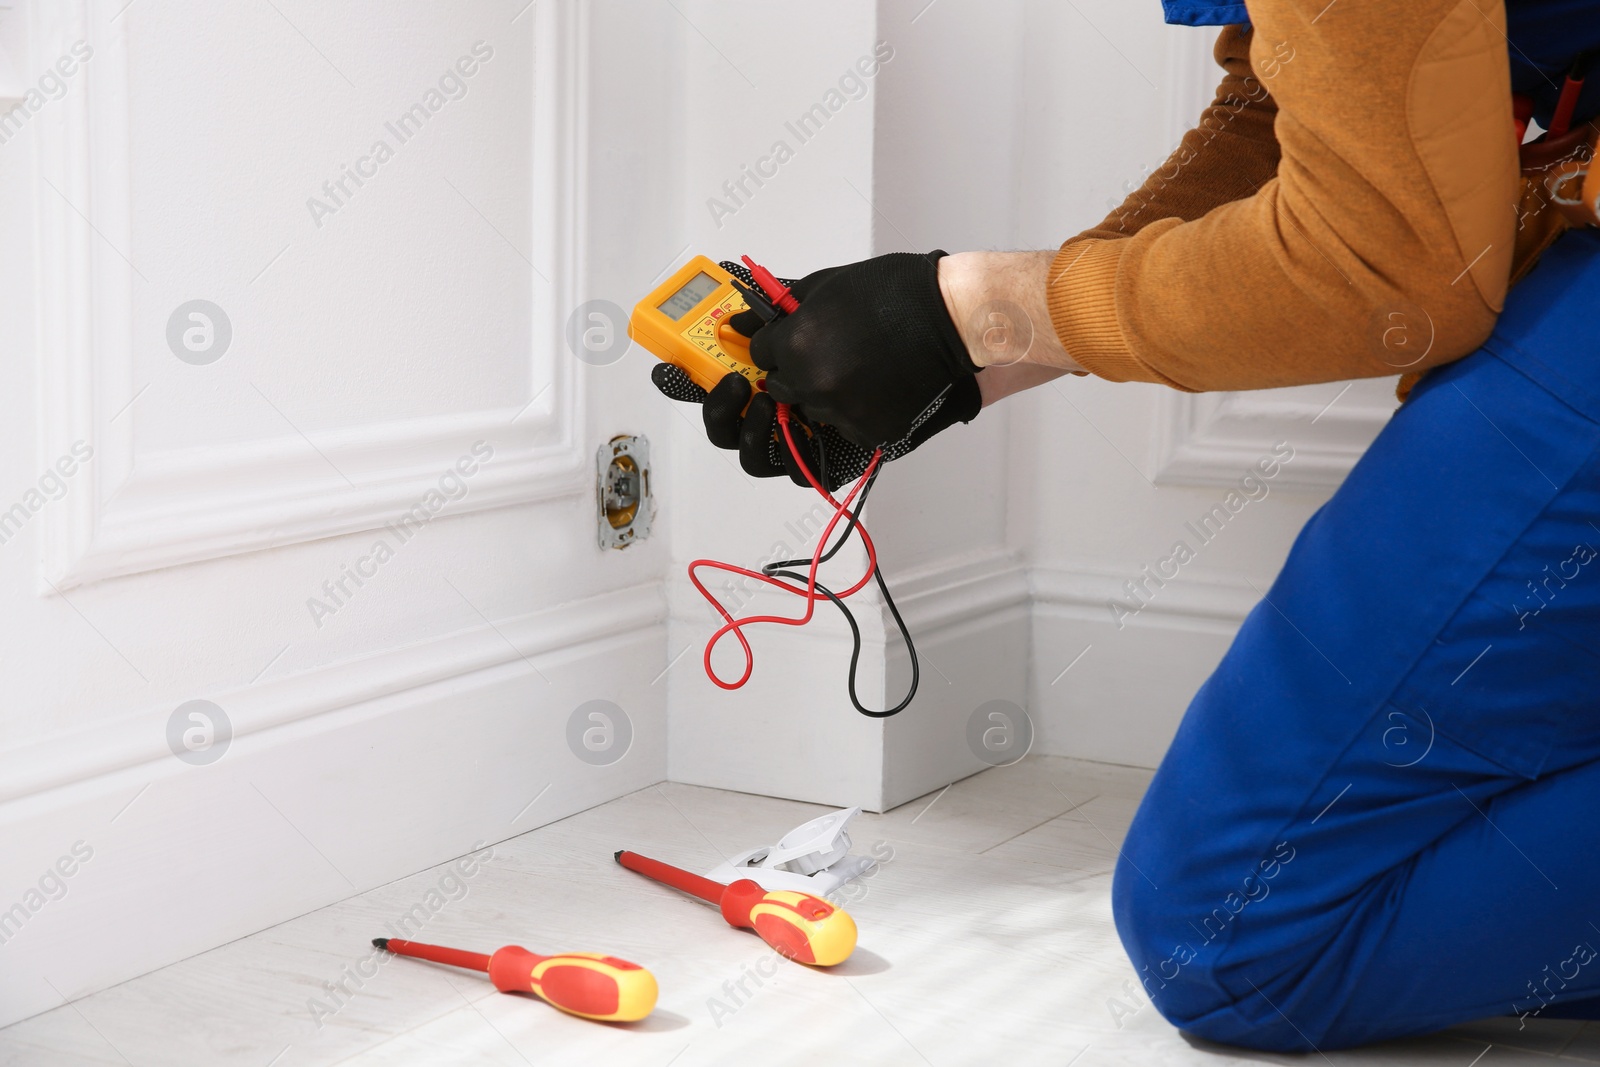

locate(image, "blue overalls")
[[1118, 1, 1600, 1051]]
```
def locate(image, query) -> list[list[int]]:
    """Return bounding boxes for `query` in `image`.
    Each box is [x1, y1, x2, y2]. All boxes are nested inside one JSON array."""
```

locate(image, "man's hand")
[[648, 257, 983, 491], [650, 362, 981, 493], [736, 251, 980, 449], [730, 249, 1085, 432], [651, 363, 846, 490]]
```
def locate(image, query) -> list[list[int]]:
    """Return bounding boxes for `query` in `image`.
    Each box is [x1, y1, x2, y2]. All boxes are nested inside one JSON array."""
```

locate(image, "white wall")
[[0, 0, 1399, 1030], [1003, 0, 1397, 765], [702, 0, 1396, 777], [661, 1, 887, 810], [663, 0, 1036, 813], [702, 0, 1391, 783], [0, 0, 680, 1027]]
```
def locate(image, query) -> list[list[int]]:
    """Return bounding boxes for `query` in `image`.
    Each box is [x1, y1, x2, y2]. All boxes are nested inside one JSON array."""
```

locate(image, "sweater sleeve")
[[1074, 25, 1281, 243], [1048, 0, 1519, 391]]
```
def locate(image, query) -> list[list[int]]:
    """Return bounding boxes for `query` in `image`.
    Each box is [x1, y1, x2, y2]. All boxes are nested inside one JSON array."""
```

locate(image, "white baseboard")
[[879, 549, 1031, 809], [0, 582, 667, 1029], [665, 550, 1255, 802], [666, 548, 1031, 811], [0, 585, 668, 805], [1029, 564, 1259, 632], [0, 557, 1262, 1027], [1028, 564, 1256, 768]]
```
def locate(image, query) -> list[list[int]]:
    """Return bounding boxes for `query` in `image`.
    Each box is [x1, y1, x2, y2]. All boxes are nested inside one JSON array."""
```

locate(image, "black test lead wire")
[[760, 450, 919, 718]]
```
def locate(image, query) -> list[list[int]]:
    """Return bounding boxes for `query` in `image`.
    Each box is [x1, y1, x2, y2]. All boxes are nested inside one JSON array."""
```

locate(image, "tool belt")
[[1522, 123, 1600, 229], [1517, 50, 1600, 230], [1545, 144, 1600, 228]]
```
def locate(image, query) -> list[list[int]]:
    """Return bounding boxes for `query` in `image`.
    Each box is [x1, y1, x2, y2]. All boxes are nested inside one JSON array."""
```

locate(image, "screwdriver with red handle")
[[373, 937, 658, 1022], [615, 849, 857, 966]]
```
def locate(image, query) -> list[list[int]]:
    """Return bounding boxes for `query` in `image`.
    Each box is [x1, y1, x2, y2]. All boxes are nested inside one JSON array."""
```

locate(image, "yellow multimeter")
[[629, 256, 768, 395]]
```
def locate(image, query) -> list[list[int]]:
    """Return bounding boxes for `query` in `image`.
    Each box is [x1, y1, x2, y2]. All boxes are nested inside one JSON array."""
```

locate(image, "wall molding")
[[1028, 564, 1268, 769], [663, 545, 1030, 644], [0, 579, 665, 808], [875, 546, 1030, 635], [1151, 382, 1398, 491], [663, 546, 1033, 810], [0, 576, 667, 1031], [32, 0, 592, 592], [1031, 562, 1259, 632], [665, 549, 1251, 681]]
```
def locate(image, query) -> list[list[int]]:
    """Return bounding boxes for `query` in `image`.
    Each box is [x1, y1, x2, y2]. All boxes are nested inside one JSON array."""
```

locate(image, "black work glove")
[[733, 251, 981, 449], [653, 361, 981, 493], [649, 260, 981, 492]]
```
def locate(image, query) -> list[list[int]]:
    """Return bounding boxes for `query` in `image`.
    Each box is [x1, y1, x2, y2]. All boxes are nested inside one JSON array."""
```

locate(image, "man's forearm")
[[938, 250, 1086, 376], [932, 25, 1274, 399], [935, 23, 1282, 407]]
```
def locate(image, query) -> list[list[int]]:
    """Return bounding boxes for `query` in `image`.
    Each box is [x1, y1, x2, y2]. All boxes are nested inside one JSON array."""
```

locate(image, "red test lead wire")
[[686, 445, 881, 689], [685, 257, 886, 691]]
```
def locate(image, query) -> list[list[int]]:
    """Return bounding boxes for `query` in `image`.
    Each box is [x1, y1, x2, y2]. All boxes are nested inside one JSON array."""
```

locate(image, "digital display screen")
[[658, 272, 720, 320]]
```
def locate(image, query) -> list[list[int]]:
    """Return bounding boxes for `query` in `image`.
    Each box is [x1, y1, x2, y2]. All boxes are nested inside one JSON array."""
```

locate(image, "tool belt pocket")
[[1522, 125, 1600, 229], [1549, 151, 1600, 228]]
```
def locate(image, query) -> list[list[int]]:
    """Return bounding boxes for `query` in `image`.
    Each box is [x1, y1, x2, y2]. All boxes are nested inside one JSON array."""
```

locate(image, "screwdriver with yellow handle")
[[615, 849, 857, 967], [372, 937, 658, 1022]]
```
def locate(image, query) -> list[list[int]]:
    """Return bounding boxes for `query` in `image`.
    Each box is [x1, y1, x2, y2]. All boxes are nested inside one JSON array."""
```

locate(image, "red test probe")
[[741, 254, 800, 314], [1549, 58, 1587, 138]]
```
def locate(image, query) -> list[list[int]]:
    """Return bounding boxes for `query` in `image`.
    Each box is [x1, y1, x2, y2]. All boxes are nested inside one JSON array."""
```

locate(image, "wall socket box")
[[597, 435, 652, 549]]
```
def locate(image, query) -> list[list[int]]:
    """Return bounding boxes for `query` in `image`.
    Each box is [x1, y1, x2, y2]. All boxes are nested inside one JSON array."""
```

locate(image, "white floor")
[[2, 755, 1596, 1066]]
